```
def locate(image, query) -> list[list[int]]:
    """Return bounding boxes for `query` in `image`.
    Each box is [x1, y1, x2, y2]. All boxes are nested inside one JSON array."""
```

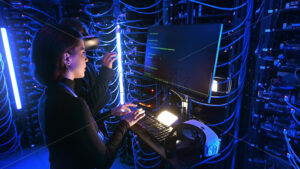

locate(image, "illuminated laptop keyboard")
[[137, 114, 173, 142]]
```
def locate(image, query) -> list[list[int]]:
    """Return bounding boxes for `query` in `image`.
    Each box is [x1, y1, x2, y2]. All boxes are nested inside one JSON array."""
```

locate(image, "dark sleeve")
[[75, 98, 129, 169], [82, 65, 115, 116], [94, 110, 112, 124]]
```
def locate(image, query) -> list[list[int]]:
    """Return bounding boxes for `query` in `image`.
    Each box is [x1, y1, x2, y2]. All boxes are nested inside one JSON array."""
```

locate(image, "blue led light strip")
[[1, 28, 22, 109], [116, 24, 125, 104], [208, 24, 223, 103]]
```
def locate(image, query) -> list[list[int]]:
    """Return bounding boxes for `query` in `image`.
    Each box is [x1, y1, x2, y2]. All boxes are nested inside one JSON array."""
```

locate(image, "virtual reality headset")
[[165, 119, 220, 158]]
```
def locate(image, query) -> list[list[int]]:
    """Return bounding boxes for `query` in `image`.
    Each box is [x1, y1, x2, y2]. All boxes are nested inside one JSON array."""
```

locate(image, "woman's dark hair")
[[31, 24, 82, 86]]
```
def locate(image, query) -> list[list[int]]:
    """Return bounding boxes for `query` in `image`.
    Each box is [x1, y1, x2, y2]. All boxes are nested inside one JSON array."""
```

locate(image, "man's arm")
[[76, 52, 117, 117], [87, 66, 115, 115], [76, 63, 114, 116]]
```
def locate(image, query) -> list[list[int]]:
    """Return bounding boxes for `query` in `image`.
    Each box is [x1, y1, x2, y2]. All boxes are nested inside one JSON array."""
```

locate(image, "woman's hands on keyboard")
[[111, 103, 137, 116], [122, 108, 146, 127]]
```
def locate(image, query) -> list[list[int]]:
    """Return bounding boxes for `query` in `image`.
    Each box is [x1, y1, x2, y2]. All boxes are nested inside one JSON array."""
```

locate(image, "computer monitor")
[[144, 24, 223, 103]]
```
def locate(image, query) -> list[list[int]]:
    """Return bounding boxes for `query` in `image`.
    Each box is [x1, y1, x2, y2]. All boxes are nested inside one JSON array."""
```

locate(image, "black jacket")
[[39, 64, 115, 138], [45, 78, 129, 169], [75, 63, 115, 136]]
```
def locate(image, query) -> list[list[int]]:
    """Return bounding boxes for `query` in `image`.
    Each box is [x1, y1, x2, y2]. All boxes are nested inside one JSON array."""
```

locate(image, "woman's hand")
[[122, 108, 145, 127], [102, 52, 117, 69], [111, 103, 137, 117]]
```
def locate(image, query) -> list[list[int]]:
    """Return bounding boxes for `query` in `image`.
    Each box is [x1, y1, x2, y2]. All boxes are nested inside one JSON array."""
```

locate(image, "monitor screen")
[[144, 24, 223, 103]]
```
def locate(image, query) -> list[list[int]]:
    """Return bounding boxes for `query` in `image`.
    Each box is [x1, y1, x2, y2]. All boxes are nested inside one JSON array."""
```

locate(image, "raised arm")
[[75, 52, 117, 116]]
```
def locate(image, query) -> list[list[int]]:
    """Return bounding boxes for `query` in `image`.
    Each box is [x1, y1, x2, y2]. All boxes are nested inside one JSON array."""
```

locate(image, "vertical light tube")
[[116, 24, 125, 104], [1, 28, 22, 109]]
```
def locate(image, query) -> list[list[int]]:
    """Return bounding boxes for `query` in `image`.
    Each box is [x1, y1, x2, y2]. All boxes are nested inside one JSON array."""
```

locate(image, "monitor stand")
[[170, 89, 191, 122]]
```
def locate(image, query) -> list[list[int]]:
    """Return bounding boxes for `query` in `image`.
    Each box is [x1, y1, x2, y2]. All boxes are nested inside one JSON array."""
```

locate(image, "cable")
[[189, 0, 248, 11], [0, 110, 12, 129], [291, 111, 300, 126], [110, 45, 117, 52], [255, 0, 265, 15], [123, 41, 145, 54], [121, 3, 163, 15], [211, 87, 238, 99], [109, 74, 120, 86], [21, 15, 43, 27], [217, 47, 248, 85], [99, 36, 116, 44], [217, 40, 248, 67], [222, 0, 251, 34], [131, 134, 162, 168], [98, 26, 117, 35], [220, 34, 245, 50], [285, 97, 300, 126], [0, 130, 17, 147], [125, 7, 163, 15], [135, 155, 161, 161], [131, 135, 157, 156], [104, 120, 120, 125], [191, 154, 220, 168], [208, 109, 236, 126], [284, 129, 300, 163], [95, 23, 115, 30], [120, 16, 163, 30], [127, 86, 161, 102], [120, 0, 162, 10], [126, 78, 157, 88], [288, 155, 300, 169], [110, 83, 120, 94], [123, 34, 146, 46], [107, 90, 120, 106], [0, 54, 19, 156], [23, 5, 55, 19], [191, 91, 241, 107], [285, 96, 300, 112], [84, 3, 113, 18], [220, 119, 236, 136], [134, 158, 162, 168], [125, 61, 147, 68]]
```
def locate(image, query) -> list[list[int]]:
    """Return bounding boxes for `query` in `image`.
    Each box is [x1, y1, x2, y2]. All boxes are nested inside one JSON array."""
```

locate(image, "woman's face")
[[68, 39, 88, 79]]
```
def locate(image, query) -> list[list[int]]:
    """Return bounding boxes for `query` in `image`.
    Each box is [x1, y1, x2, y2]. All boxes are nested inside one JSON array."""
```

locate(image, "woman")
[[32, 25, 145, 169]]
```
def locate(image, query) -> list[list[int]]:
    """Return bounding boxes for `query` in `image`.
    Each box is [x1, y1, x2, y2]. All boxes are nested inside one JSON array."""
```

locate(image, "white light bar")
[[116, 24, 125, 104], [212, 80, 218, 92], [1, 28, 22, 109]]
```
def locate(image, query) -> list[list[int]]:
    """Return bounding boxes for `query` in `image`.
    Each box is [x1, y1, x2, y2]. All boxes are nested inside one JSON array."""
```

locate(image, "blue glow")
[[208, 24, 223, 103], [1, 28, 22, 109], [116, 24, 125, 104]]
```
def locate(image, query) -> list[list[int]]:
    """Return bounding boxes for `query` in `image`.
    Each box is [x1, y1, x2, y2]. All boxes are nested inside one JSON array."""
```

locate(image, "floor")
[[0, 145, 133, 169]]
